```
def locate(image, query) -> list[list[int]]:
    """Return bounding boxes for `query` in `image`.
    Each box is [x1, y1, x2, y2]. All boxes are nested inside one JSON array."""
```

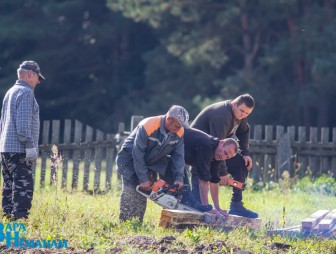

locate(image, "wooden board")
[[318, 209, 336, 231], [301, 210, 330, 230], [159, 209, 262, 230]]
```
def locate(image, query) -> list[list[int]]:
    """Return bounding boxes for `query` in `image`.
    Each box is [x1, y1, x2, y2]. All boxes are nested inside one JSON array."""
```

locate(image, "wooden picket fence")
[[36, 117, 336, 191], [249, 125, 336, 183]]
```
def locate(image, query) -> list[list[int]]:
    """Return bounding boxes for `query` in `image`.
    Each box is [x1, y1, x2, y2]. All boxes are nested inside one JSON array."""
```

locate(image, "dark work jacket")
[[116, 116, 185, 183], [184, 128, 221, 183]]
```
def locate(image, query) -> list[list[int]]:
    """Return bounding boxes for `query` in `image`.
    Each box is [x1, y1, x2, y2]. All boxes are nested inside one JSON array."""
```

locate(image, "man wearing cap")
[[0, 60, 45, 220], [116, 105, 210, 222]]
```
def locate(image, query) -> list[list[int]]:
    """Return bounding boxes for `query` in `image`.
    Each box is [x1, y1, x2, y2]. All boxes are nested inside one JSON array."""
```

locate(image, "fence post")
[[287, 126, 296, 176], [277, 132, 293, 179], [321, 127, 329, 175], [332, 128, 336, 178], [275, 125, 284, 181], [253, 125, 262, 183], [264, 125, 273, 183], [106, 134, 115, 190], [40, 120, 50, 188], [131, 115, 143, 131], [309, 127, 319, 178], [62, 119, 72, 189], [298, 126, 308, 178], [83, 125, 93, 191], [72, 120, 82, 190], [50, 120, 60, 186], [94, 130, 104, 191], [116, 122, 125, 185]]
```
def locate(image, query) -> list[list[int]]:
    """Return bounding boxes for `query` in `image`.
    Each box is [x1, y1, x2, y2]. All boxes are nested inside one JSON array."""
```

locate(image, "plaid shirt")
[[0, 80, 40, 153]]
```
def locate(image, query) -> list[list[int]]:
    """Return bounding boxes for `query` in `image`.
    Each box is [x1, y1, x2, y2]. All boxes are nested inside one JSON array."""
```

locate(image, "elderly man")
[[191, 94, 258, 218], [0, 60, 45, 220], [117, 105, 206, 222]]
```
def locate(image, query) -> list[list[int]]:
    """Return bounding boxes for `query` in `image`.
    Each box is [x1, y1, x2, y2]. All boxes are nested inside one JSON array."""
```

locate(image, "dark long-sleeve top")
[[184, 127, 221, 183]]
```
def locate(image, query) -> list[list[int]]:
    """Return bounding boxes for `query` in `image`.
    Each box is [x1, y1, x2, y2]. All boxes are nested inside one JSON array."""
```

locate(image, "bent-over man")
[[183, 127, 238, 217], [117, 105, 210, 222]]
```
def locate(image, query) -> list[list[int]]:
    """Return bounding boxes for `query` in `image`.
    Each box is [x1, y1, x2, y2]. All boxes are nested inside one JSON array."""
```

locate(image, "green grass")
[[2, 162, 336, 253]]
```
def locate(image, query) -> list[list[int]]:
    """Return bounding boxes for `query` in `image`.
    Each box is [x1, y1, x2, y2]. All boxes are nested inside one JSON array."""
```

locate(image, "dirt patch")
[[0, 245, 93, 253], [112, 235, 251, 253]]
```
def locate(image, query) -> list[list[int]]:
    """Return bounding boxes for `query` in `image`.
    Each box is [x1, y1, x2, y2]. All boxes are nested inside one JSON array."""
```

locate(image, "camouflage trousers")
[[119, 176, 147, 222], [1, 153, 34, 219]]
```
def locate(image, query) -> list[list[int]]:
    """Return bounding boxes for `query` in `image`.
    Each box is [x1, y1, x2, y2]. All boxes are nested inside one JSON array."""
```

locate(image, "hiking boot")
[[228, 202, 258, 218]]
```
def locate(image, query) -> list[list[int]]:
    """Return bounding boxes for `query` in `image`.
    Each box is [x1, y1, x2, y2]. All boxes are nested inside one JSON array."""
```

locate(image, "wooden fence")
[[36, 117, 336, 191]]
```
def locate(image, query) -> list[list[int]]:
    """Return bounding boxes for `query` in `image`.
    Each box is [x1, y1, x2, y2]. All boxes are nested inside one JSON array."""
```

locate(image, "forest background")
[[1, 0, 336, 132]]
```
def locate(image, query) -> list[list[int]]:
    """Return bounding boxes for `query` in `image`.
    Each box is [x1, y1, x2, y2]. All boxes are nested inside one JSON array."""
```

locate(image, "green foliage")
[[11, 177, 334, 253], [2, 0, 336, 130], [294, 175, 336, 196]]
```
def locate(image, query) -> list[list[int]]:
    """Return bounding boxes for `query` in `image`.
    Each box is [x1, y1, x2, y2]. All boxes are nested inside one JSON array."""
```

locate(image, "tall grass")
[[2, 160, 336, 253]]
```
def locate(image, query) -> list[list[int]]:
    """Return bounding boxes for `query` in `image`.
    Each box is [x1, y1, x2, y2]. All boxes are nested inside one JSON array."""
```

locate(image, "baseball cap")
[[19, 60, 45, 80], [167, 105, 189, 126]]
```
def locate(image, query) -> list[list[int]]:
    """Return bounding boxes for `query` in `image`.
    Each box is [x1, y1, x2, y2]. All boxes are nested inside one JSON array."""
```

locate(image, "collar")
[[15, 79, 34, 91], [160, 116, 168, 135]]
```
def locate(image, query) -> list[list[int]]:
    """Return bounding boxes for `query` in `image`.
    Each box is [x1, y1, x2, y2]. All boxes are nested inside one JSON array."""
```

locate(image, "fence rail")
[[35, 118, 336, 191]]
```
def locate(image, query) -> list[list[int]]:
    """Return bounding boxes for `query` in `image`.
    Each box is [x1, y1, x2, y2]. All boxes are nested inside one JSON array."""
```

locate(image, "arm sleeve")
[[132, 126, 150, 183], [196, 146, 214, 182], [209, 115, 228, 140], [16, 92, 35, 148], [170, 137, 185, 182], [236, 119, 250, 156]]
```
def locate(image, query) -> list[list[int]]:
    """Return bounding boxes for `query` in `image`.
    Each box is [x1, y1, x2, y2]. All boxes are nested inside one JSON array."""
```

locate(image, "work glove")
[[25, 148, 38, 166]]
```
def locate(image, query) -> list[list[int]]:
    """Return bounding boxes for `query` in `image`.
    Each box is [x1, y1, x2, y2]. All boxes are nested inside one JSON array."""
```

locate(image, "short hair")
[[17, 68, 28, 78], [222, 138, 239, 153], [232, 94, 255, 108]]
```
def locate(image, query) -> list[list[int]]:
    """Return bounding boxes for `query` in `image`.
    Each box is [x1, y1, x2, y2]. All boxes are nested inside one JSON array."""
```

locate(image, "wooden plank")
[[321, 127, 329, 175], [71, 120, 82, 190], [83, 125, 93, 191], [159, 209, 261, 230], [298, 126, 308, 178], [302, 210, 330, 230], [50, 120, 60, 186], [318, 209, 336, 230], [225, 214, 262, 230], [40, 120, 50, 188], [94, 130, 104, 191], [105, 134, 115, 190], [161, 209, 204, 220], [61, 119, 71, 189]]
